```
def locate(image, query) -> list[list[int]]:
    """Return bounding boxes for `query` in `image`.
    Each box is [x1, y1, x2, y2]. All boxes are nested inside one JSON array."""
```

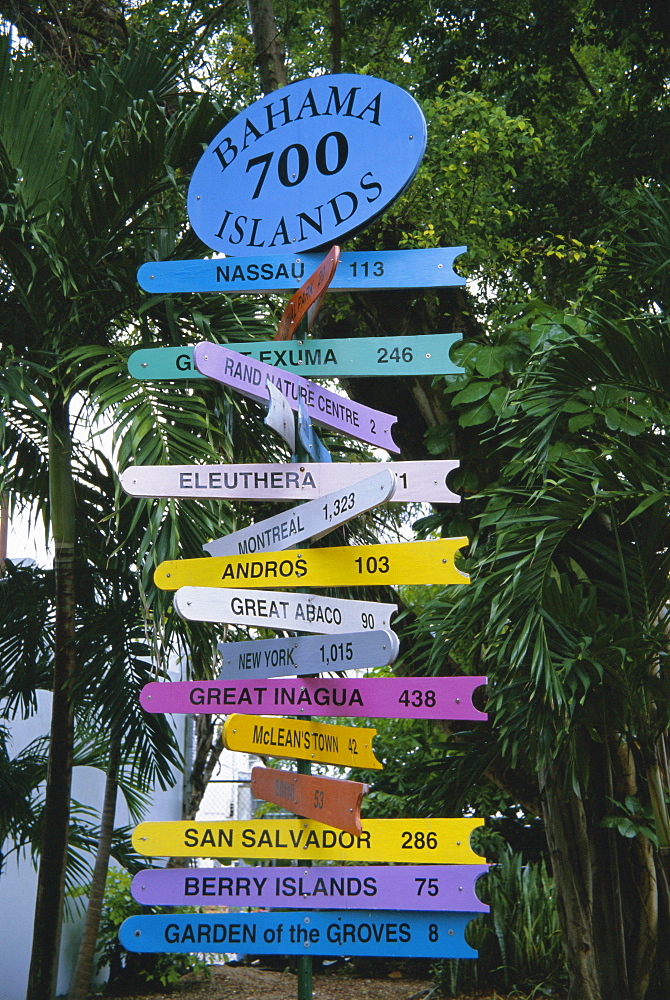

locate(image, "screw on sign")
[[120, 911, 478, 959], [154, 537, 470, 591], [130, 863, 489, 912], [172, 587, 397, 634], [119, 459, 462, 504], [139, 675, 488, 722], [131, 816, 485, 864], [186, 76, 427, 256], [127, 333, 465, 381], [216, 628, 400, 679], [135, 247, 467, 294]]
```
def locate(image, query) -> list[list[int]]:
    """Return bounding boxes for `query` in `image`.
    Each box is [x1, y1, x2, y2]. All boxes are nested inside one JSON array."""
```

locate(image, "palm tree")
[[0, 34, 275, 1000], [414, 293, 670, 1000]]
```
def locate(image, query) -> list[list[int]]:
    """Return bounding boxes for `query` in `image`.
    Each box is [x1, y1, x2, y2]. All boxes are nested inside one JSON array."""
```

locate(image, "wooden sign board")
[[276, 246, 339, 340], [127, 334, 464, 381], [136, 247, 466, 294], [217, 629, 399, 679], [131, 863, 489, 912], [204, 468, 395, 557], [297, 399, 331, 462], [251, 767, 368, 836], [132, 816, 484, 863], [120, 910, 477, 959], [140, 676, 488, 722], [193, 342, 400, 454], [263, 379, 295, 451], [223, 713, 381, 769], [186, 75, 425, 255], [174, 587, 396, 634], [156, 538, 470, 591], [119, 460, 461, 504]]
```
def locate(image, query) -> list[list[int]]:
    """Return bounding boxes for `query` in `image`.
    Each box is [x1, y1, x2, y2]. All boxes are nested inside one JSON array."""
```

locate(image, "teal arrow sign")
[[128, 333, 463, 380]]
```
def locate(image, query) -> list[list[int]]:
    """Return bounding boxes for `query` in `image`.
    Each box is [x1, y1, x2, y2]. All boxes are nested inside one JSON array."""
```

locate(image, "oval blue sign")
[[187, 74, 426, 256]]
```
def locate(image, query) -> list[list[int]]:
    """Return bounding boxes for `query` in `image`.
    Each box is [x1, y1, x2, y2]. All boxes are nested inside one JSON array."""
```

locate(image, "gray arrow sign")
[[218, 629, 399, 679], [204, 468, 395, 557]]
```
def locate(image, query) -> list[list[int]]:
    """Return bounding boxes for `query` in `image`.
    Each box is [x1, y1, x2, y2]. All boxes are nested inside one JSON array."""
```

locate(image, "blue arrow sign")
[[136, 248, 465, 294], [119, 910, 477, 959]]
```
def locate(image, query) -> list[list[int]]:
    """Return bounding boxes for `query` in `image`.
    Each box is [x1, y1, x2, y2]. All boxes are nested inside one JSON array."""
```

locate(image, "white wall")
[[0, 689, 185, 1000]]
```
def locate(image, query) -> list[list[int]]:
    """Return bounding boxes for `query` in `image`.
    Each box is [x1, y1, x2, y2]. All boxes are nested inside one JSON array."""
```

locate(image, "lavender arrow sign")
[[194, 342, 400, 454]]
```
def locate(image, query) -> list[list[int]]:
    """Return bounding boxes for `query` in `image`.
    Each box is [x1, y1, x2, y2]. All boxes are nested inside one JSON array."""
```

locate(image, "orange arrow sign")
[[251, 766, 368, 837], [275, 245, 340, 340]]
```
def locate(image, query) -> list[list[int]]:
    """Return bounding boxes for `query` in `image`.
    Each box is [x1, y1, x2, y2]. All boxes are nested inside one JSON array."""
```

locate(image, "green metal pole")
[[294, 368, 315, 1000], [296, 751, 313, 1000]]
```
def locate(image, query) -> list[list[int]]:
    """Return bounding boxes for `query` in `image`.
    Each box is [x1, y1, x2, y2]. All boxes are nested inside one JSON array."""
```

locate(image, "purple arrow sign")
[[131, 864, 488, 912], [139, 676, 487, 722], [194, 341, 400, 454]]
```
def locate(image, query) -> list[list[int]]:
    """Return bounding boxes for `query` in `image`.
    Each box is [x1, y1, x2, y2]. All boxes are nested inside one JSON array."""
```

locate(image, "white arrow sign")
[[263, 378, 295, 452], [119, 460, 460, 504], [204, 468, 395, 557], [218, 629, 400, 679], [174, 587, 396, 634]]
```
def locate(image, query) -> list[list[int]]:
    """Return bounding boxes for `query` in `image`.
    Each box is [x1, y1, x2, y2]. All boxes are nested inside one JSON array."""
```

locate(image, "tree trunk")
[[184, 714, 223, 820], [328, 0, 342, 74], [68, 735, 121, 1000], [247, 0, 287, 94], [26, 393, 77, 1000], [539, 762, 601, 1000]]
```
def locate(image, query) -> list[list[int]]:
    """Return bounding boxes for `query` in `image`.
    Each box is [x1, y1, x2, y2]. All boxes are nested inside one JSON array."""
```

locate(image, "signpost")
[[186, 75, 426, 256], [173, 587, 397, 633], [136, 246, 466, 294], [131, 863, 489, 911], [155, 537, 470, 590], [128, 334, 464, 381], [223, 713, 381, 769], [131, 817, 485, 863], [120, 67, 487, 987], [276, 245, 340, 340], [203, 468, 396, 557], [217, 629, 399, 679], [251, 766, 368, 836], [119, 459, 462, 503], [193, 342, 400, 453], [120, 911, 478, 959], [139, 676, 488, 722]]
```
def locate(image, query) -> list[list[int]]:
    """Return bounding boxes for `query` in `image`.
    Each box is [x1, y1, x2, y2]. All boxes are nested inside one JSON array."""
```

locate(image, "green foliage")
[[94, 869, 212, 988], [432, 846, 564, 997]]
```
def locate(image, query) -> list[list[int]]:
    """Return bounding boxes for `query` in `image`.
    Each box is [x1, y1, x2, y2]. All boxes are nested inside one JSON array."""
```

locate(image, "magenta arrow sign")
[[194, 342, 400, 454], [139, 676, 487, 722]]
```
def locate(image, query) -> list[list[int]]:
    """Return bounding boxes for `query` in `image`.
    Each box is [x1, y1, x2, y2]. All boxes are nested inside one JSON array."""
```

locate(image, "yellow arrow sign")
[[223, 714, 382, 770], [155, 538, 469, 590], [132, 817, 484, 864]]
